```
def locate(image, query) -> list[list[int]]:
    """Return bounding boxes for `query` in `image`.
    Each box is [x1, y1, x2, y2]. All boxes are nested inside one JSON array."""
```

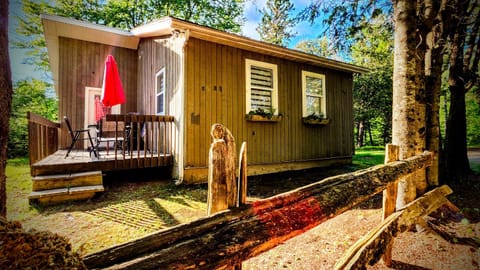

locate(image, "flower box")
[[246, 114, 282, 122], [302, 117, 330, 125]]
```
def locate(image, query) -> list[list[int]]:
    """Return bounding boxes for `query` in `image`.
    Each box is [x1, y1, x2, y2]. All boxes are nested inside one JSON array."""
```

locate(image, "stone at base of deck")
[[29, 171, 104, 205]]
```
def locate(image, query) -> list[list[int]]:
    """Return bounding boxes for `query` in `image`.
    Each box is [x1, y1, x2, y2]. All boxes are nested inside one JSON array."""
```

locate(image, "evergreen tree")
[[256, 0, 295, 46], [294, 36, 341, 60]]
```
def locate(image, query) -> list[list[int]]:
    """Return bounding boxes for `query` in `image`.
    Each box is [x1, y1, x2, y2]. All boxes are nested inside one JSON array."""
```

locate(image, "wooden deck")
[[31, 149, 173, 176]]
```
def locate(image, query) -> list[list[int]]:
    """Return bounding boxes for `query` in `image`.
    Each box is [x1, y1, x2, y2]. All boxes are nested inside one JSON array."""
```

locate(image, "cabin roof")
[[131, 17, 369, 74], [42, 14, 368, 90]]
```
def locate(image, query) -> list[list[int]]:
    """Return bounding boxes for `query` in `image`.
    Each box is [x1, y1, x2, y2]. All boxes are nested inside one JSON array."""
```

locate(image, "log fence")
[[83, 124, 445, 269]]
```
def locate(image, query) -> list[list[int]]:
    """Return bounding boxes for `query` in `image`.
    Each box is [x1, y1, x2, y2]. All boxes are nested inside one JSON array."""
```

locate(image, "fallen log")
[[334, 185, 453, 270], [83, 151, 432, 270]]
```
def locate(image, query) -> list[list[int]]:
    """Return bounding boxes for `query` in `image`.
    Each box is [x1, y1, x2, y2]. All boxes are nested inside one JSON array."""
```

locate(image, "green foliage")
[[298, 0, 393, 54], [351, 14, 393, 147], [466, 90, 480, 145], [294, 36, 342, 60], [15, 0, 245, 72], [8, 79, 57, 158], [256, 0, 296, 46], [13, 0, 56, 72], [304, 112, 325, 120], [247, 107, 276, 118]]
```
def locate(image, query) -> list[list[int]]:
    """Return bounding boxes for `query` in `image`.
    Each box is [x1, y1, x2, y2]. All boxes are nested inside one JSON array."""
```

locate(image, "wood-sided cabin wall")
[[137, 36, 183, 116], [137, 35, 185, 179], [183, 37, 354, 183], [58, 37, 137, 148]]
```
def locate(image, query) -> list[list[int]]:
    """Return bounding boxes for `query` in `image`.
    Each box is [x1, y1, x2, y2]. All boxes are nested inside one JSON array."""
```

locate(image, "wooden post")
[[237, 142, 247, 206], [207, 124, 237, 215], [207, 124, 240, 269], [382, 144, 399, 266]]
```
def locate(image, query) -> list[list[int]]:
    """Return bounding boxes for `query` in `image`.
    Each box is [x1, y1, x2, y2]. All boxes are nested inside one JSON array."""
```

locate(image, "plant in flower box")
[[246, 108, 282, 122], [302, 113, 330, 125]]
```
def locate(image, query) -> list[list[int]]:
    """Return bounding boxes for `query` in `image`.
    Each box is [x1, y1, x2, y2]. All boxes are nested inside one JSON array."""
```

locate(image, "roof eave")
[[41, 14, 140, 94], [132, 17, 369, 74]]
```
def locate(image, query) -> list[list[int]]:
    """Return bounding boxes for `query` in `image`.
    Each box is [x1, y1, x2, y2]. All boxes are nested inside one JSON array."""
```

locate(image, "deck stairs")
[[28, 171, 104, 205]]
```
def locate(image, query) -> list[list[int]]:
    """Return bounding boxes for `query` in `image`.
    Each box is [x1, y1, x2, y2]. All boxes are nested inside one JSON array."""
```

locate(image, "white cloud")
[[242, 21, 260, 39], [242, 0, 267, 39]]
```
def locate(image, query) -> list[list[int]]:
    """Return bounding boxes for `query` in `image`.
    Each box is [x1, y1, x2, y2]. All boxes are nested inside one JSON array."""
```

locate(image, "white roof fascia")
[[41, 14, 139, 94]]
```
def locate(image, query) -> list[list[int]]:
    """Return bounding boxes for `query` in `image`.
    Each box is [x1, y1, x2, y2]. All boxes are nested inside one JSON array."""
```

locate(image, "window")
[[302, 71, 326, 118], [155, 68, 165, 115], [246, 59, 278, 114]]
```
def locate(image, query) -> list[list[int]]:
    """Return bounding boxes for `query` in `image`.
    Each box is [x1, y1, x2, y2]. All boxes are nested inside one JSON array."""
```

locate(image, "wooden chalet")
[[29, 14, 367, 202]]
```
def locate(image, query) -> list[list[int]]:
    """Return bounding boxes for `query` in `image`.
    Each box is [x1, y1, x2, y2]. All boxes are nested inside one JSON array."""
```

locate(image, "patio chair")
[[95, 118, 130, 156], [64, 116, 97, 158]]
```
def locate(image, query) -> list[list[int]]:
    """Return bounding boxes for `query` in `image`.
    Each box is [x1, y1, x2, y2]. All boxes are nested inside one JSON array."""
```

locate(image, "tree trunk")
[[392, 0, 422, 208], [367, 121, 373, 145], [357, 121, 365, 147], [445, 89, 471, 181], [424, 0, 452, 187], [444, 0, 472, 182], [0, 0, 12, 218]]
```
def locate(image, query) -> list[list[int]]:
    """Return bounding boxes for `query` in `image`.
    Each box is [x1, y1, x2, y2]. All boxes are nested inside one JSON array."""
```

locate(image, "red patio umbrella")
[[101, 55, 125, 108]]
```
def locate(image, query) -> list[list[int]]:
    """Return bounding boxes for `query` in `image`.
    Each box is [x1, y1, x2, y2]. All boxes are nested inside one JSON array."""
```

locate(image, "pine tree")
[[256, 0, 295, 47]]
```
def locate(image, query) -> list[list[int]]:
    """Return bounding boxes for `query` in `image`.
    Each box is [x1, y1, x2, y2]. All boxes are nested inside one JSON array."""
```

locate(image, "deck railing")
[[104, 114, 176, 167], [27, 112, 60, 165]]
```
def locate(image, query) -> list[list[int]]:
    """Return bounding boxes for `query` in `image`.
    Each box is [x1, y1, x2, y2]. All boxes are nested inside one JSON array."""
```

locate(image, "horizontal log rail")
[[335, 185, 453, 269], [28, 112, 60, 165], [103, 114, 176, 167], [83, 151, 432, 269]]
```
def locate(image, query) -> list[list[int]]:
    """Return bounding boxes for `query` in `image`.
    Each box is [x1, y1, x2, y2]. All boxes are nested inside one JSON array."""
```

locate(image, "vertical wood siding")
[[184, 38, 354, 168], [58, 37, 137, 148], [137, 37, 183, 116]]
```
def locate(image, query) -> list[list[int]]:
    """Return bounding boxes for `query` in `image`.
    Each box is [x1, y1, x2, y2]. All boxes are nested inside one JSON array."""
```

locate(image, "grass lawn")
[[5, 147, 387, 255], [353, 146, 385, 168], [5, 159, 208, 255]]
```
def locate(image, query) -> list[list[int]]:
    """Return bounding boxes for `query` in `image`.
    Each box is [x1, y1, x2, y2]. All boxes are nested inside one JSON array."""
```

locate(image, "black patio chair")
[[64, 116, 97, 158], [95, 118, 131, 156]]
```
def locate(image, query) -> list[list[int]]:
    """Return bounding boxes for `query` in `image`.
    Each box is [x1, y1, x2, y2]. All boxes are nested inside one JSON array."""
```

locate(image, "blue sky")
[[242, 0, 325, 46], [8, 0, 324, 83]]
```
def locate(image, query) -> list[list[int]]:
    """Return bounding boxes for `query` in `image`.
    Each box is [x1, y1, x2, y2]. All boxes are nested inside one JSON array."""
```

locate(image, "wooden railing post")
[[382, 144, 399, 266], [207, 124, 237, 215], [237, 142, 247, 207]]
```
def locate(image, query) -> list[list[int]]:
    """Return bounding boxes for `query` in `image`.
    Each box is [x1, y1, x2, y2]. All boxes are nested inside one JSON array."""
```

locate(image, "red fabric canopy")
[[101, 55, 125, 107], [94, 96, 105, 122]]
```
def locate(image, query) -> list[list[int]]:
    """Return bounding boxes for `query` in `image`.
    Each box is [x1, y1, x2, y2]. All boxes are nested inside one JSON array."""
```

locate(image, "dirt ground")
[[243, 179, 480, 270], [5, 150, 480, 269], [242, 152, 480, 270]]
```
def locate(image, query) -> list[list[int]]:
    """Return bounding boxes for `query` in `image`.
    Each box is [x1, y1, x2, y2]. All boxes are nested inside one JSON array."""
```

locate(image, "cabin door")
[[84, 87, 120, 148]]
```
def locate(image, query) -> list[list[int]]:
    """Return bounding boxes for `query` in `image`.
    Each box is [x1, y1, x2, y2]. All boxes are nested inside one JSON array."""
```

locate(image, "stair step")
[[32, 171, 102, 191], [28, 185, 104, 205]]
